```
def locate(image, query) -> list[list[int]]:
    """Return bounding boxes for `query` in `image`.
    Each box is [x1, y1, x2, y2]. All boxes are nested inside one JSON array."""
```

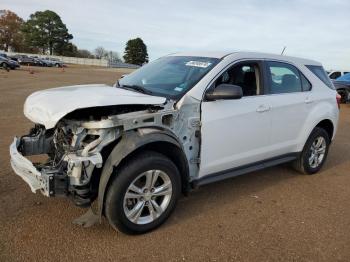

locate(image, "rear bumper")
[[10, 137, 53, 196]]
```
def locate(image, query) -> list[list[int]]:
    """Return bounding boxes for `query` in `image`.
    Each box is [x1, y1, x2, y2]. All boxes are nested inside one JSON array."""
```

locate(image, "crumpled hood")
[[24, 84, 166, 129]]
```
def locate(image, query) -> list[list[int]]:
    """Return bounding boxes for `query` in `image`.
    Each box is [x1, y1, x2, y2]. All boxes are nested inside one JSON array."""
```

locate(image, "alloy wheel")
[[309, 136, 326, 168], [123, 170, 172, 225]]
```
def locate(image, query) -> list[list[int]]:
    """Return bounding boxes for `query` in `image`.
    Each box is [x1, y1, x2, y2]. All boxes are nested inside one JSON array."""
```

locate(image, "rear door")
[[263, 61, 312, 156]]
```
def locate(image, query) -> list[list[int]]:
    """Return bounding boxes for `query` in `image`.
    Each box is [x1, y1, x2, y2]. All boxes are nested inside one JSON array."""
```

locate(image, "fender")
[[296, 101, 338, 152], [96, 128, 188, 218]]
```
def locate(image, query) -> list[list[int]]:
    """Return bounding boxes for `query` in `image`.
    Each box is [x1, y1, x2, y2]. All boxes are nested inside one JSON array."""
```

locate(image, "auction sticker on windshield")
[[185, 61, 212, 68]]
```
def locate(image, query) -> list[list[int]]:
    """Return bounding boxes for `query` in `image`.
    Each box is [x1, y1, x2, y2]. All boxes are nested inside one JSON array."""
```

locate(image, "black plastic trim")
[[193, 153, 299, 187]]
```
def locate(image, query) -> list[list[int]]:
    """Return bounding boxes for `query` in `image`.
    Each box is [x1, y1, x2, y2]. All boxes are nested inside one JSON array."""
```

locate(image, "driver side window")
[[214, 62, 262, 96]]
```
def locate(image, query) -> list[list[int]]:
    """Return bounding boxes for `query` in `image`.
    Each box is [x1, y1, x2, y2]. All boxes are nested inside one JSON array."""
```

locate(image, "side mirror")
[[205, 84, 243, 101]]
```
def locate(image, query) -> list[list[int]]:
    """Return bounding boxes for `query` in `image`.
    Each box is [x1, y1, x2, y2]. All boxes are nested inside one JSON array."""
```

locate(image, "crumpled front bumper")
[[9, 137, 52, 196]]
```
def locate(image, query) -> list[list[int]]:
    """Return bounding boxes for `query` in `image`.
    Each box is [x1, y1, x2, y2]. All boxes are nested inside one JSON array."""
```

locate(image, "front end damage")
[[10, 99, 201, 211], [10, 122, 119, 205]]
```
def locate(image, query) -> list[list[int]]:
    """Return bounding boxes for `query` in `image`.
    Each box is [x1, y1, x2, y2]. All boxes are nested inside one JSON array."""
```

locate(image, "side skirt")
[[193, 153, 299, 187]]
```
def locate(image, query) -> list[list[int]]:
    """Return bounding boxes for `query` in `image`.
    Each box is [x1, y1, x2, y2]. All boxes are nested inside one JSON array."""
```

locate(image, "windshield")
[[118, 56, 220, 99], [336, 73, 350, 82]]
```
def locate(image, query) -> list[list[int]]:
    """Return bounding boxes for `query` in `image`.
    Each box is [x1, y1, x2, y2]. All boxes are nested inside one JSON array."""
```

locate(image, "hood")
[[24, 84, 166, 129]]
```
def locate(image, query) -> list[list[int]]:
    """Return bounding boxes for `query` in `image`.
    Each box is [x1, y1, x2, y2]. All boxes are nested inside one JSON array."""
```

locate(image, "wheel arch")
[[96, 128, 189, 218], [315, 119, 334, 140], [336, 88, 349, 103], [297, 118, 335, 152], [126, 141, 190, 193]]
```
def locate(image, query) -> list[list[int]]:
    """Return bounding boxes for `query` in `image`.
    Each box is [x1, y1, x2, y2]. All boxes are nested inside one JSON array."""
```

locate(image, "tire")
[[293, 127, 330, 175], [1, 62, 7, 69], [55, 63, 60, 67], [338, 89, 349, 104], [105, 151, 181, 234]]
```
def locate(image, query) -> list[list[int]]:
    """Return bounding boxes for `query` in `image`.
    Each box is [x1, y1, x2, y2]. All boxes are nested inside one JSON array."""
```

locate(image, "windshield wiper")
[[120, 84, 153, 95]]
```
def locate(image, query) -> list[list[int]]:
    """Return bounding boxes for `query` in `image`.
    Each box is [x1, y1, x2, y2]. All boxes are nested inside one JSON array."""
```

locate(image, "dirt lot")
[[0, 66, 349, 262]]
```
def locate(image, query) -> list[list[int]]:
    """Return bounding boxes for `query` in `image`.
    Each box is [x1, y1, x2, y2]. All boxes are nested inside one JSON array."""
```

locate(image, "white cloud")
[[2, 0, 349, 69]]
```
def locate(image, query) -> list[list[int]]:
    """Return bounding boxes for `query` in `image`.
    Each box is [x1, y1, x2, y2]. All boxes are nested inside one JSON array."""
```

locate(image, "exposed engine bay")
[[13, 100, 201, 207]]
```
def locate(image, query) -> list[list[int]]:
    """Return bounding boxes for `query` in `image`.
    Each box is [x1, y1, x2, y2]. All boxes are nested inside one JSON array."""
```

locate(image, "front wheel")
[[293, 127, 330, 174], [1, 62, 9, 71], [105, 151, 181, 234]]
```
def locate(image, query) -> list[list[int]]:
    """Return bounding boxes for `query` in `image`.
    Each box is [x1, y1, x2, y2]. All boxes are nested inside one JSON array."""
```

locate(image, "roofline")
[[166, 51, 321, 65]]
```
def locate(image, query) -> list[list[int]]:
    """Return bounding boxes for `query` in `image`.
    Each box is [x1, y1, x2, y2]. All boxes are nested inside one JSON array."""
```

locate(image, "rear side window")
[[329, 71, 341, 79], [266, 61, 302, 94], [306, 65, 335, 89]]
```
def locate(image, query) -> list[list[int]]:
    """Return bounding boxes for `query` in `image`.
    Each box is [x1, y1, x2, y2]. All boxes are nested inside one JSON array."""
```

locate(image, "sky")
[[2, 0, 349, 69]]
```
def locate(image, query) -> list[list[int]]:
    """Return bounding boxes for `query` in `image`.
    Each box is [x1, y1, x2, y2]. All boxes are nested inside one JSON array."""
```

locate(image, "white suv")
[[10, 52, 339, 234]]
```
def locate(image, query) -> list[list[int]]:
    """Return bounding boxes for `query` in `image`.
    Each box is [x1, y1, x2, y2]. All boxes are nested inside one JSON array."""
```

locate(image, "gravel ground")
[[0, 66, 349, 262]]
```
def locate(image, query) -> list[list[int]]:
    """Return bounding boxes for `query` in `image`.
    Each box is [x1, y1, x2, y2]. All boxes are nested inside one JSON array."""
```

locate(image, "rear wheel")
[[293, 127, 330, 174], [105, 151, 181, 234]]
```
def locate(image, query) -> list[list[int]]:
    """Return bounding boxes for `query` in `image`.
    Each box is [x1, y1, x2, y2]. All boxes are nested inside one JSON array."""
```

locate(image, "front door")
[[199, 61, 272, 178]]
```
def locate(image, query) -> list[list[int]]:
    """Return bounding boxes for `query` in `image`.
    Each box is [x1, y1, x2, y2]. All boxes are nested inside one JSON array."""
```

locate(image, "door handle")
[[256, 105, 270, 113], [305, 97, 313, 104]]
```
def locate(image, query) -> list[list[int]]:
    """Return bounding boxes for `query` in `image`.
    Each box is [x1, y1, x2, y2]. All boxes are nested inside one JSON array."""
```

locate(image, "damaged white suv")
[[10, 52, 339, 234]]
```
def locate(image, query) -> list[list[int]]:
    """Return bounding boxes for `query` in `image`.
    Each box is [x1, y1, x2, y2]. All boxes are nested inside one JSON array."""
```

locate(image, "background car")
[[0, 53, 18, 63], [333, 73, 350, 103], [8, 55, 18, 62], [12, 55, 36, 66], [44, 57, 65, 67], [328, 70, 350, 79], [29, 56, 45, 67], [41, 58, 56, 67], [0, 56, 20, 70], [30, 56, 56, 67]]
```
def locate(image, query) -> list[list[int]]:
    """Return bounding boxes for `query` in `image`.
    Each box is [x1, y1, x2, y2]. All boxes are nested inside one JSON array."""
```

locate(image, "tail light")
[[336, 93, 341, 109]]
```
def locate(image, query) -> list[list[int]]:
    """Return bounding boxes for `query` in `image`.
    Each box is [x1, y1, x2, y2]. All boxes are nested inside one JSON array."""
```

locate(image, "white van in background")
[[327, 70, 350, 79]]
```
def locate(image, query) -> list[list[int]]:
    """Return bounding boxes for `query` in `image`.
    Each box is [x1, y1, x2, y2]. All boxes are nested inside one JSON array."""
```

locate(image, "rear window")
[[306, 65, 335, 89]]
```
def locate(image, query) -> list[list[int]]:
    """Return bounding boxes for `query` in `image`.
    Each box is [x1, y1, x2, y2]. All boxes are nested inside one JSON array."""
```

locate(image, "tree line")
[[0, 10, 149, 65]]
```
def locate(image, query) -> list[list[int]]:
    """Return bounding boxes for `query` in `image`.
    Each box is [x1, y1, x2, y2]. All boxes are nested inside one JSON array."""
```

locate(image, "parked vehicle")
[[30, 56, 45, 67], [328, 70, 350, 79], [38, 58, 54, 67], [44, 57, 64, 67], [0, 53, 19, 63], [8, 56, 18, 62], [10, 52, 339, 234], [333, 73, 350, 103], [0, 56, 20, 70], [12, 55, 36, 66]]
